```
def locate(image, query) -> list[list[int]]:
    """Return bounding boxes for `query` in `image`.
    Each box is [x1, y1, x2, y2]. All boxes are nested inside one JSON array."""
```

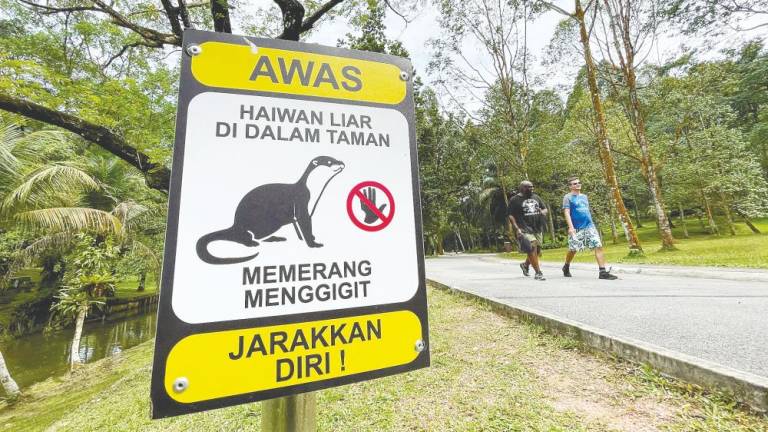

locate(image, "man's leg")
[[530, 243, 545, 280], [593, 242, 617, 280], [519, 259, 530, 277], [563, 250, 576, 277], [594, 247, 607, 267]]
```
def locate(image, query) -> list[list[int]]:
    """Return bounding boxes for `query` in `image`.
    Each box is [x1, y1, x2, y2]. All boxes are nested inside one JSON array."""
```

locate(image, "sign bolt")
[[399, 70, 409, 81], [414, 339, 425, 352], [186, 44, 202, 57], [173, 377, 189, 393]]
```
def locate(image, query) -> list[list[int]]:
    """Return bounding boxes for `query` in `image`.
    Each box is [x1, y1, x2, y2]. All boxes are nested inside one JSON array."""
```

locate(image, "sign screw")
[[173, 377, 189, 393], [399, 70, 409, 81], [186, 44, 202, 57], [414, 339, 425, 352]]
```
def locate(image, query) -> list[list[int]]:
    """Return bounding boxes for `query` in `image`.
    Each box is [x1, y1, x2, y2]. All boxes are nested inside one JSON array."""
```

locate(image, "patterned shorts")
[[568, 226, 602, 252]]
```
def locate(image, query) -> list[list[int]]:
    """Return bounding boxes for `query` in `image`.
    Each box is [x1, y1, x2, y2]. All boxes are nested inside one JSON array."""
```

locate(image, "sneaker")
[[534, 272, 546, 281], [562, 264, 572, 277], [599, 269, 618, 280], [519, 262, 530, 277]]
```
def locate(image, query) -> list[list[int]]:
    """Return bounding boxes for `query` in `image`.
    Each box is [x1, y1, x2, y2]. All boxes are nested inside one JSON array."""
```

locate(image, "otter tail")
[[196, 229, 260, 265]]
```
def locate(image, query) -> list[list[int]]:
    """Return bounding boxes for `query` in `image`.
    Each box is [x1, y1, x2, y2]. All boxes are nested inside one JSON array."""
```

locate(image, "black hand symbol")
[[361, 187, 388, 224]]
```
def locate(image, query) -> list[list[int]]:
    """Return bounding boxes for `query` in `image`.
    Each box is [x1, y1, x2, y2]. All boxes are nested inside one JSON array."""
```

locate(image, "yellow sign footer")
[[164, 310, 422, 403]]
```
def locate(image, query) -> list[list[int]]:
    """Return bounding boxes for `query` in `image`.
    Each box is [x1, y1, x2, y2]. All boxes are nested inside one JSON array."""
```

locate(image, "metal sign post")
[[261, 393, 316, 432], [151, 29, 429, 420]]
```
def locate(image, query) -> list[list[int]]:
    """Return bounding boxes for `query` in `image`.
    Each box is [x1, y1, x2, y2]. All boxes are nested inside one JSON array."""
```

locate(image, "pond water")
[[0, 309, 156, 390]]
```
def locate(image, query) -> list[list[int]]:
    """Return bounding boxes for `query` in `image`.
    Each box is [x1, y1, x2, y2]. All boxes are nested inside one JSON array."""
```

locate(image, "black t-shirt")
[[508, 193, 547, 234]]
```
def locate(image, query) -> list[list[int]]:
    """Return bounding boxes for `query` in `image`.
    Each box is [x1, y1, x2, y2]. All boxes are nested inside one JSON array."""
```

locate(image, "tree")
[[663, 0, 768, 34], [430, 0, 536, 189], [49, 233, 121, 368], [539, 0, 643, 254], [51, 286, 105, 368], [594, 0, 676, 249], [0, 0, 351, 193]]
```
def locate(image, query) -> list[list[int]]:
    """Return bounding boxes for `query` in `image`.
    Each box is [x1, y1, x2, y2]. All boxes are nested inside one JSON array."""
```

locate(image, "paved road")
[[426, 254, 768, 378]]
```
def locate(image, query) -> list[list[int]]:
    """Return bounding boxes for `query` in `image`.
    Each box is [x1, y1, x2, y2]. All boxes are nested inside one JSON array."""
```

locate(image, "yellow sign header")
[[190, 42, 407, 105], [164, 310, 422, 403]]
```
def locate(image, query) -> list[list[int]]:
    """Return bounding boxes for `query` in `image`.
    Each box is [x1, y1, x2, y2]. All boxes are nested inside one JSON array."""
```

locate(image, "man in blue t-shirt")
[[562, 176, 617, 280]]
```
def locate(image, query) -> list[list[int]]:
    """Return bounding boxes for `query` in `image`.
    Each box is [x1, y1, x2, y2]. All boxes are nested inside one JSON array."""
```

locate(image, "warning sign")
[[151, 29, 428, 419], [347, 181, 395, 231]]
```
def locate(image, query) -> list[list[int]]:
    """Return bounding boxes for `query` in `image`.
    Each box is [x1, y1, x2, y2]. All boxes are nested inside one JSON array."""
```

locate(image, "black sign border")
[[150, 29, 429, 419]]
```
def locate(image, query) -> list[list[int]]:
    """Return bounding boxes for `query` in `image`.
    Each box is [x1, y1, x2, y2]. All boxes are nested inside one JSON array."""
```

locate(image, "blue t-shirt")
[[562, 193, 594, 230]]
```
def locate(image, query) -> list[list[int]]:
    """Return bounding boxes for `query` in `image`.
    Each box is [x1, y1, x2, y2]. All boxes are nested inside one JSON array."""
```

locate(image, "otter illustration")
[[196, 156, 345, 264]]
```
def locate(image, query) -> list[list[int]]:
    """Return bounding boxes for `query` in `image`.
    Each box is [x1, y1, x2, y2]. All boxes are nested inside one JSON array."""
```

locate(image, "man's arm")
[[562, 195, 575, 236], [508, 214, 523, 236], [563, 208, 575, 236]]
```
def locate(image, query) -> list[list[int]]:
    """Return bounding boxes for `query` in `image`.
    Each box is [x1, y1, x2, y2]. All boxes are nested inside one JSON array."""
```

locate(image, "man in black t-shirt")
[[508, 180, 548, 281]]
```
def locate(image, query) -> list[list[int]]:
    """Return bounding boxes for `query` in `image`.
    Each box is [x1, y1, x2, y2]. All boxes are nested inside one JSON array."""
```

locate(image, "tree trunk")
[[137, 272, 146, 292], [632, 190, 644, 227], [701, 190, 719, 235], [0, 350, 21, 398], [575, 1, 642, 254], [455, 230, 465, 252], [547, 205, 556, 242], [678, 203, 689, 239], [734, 209, 762, 234], [70, 305, 87, 369], [718, 192, 737, 236], [498, 176, 515, 240], [629, 87, 674, 249], [435, 234, 444, 255]]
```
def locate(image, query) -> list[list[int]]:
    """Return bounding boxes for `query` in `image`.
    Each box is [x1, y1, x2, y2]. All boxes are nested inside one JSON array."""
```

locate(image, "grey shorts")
[[518, 232, 543, 254]]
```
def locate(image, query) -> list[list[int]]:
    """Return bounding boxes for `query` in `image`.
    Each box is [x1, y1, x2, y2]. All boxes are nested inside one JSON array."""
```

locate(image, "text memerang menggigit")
[[242, 260, 371, 309]]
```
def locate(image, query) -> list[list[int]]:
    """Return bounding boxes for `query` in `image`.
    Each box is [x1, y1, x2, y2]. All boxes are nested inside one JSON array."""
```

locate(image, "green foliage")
[[663, 0, 768, 35], [47, 233, 116, 327], [337, 0, 410, 58], [49, 286, 105, 323]]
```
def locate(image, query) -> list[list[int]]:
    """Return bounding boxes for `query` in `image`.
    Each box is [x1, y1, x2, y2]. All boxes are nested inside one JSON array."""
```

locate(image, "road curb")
[[427, 278, 768, 412], [485, 255, 768, 282]]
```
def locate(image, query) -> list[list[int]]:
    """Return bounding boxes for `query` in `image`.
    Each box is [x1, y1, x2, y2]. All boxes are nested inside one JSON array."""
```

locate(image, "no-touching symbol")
[[347, 181, 395, 231]]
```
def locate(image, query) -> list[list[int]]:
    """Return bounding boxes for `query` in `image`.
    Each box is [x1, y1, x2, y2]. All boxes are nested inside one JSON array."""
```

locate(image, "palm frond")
[[1, 163, 99, 213], [15, 208, 123, 235], [127, 239, 160, 270], [0, 121, 24, 177], [13, 130, 70, 164]]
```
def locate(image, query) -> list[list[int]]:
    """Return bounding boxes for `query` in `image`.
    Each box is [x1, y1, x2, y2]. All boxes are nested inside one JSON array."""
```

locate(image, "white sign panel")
[[172, 93, 418, 323]]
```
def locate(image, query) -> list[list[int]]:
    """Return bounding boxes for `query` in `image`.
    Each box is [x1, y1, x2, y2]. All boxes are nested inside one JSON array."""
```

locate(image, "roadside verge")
[[427, 278, 768, 412]]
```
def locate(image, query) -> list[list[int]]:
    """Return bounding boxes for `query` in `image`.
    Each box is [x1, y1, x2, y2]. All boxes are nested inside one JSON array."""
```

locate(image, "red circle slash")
[[346, 181, 395, 232]]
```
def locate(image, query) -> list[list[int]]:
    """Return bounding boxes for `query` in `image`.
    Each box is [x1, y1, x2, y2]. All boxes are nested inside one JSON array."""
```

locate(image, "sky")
[[266, 1, 766, 110]]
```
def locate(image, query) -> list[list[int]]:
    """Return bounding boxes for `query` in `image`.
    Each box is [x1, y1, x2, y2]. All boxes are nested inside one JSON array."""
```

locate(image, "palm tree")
[[0, 118, 158, 371], [51, 285, 106, 368]]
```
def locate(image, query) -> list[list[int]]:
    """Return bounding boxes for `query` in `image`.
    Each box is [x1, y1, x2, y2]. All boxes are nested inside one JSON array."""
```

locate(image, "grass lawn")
[[1, 287, 765, 431], [112, 276, 158, 301], [503, 218, 768, 269]]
